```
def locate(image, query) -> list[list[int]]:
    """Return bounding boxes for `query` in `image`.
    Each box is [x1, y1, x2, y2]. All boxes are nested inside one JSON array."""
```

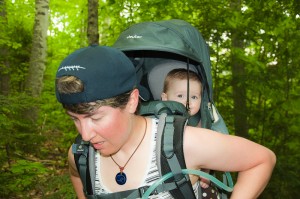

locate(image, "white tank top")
[[94, 118, 199, 198]]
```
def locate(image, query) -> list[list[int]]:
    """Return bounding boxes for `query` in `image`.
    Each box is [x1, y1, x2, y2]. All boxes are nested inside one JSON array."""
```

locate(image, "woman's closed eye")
[[90, 113, 104, 121], [91, 116, 102, 121]]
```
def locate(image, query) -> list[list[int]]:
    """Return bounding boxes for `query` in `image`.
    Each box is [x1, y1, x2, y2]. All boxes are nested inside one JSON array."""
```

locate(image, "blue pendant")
[[115, 172, 127, 185]]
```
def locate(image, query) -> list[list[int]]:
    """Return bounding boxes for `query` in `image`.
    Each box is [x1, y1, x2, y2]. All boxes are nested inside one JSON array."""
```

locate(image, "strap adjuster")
[[138, 186, 148, 196], [175, 174, 189, 188], [138, 186, 158, 196]]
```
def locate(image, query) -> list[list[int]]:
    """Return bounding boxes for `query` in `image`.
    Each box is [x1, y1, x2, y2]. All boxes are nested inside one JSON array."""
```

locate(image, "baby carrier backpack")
[[72, 19, 234, 198]]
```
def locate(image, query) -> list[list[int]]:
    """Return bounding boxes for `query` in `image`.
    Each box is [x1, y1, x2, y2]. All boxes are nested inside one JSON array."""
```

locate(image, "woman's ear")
[[161, 92, 168, 101], [126, 89, 140, 113]]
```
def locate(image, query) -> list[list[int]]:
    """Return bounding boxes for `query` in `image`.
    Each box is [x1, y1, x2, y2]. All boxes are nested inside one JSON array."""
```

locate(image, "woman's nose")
[[79, 120, 96, 142]]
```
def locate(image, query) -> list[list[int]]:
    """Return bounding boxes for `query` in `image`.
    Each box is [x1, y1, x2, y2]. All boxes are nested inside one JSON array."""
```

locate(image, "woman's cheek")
[[92, 115, 119, 138]]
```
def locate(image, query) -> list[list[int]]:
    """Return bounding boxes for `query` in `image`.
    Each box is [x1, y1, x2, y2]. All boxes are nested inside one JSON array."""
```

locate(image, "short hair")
[[56, 76, 133, 114], [163, 69, 202, 93]]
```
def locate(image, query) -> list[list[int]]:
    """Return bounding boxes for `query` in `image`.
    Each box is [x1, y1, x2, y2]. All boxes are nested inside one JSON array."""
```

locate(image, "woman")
[[55, 45, 276, 199]]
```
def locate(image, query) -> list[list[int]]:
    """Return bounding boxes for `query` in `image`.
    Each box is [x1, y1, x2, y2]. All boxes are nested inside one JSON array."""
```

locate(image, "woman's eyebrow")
[[66, 112, 78, 119], [66, 110, 102, 118], [66, 111, 90, 118]]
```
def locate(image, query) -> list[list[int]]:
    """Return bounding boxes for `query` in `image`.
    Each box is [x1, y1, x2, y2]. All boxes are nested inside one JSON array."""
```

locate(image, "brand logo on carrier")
[[126, 35, 142, 39], [58, 65, 86, 72]]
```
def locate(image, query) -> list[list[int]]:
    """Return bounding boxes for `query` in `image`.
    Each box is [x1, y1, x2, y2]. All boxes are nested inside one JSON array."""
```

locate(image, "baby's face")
[[163, 79, 202, 116]]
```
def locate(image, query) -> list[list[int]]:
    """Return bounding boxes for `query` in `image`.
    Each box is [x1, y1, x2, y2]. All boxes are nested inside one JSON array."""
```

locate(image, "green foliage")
[[0, 160, 48, 198], [38, 173, 76, 199], [0, 0, 299, 198], [0, 1, 33, 93], [0, 93, 46, 198], [0, 93, 41, 141]]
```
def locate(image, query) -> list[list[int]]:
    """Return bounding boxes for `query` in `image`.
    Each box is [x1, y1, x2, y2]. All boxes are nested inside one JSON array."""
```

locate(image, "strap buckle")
[[138, 186, 158, 196], [138, 186, 148, 196], [175, 174, 190, 188]]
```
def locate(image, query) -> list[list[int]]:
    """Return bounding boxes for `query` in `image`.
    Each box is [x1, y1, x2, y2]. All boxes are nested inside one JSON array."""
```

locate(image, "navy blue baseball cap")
[[55, 45, 149, 104]]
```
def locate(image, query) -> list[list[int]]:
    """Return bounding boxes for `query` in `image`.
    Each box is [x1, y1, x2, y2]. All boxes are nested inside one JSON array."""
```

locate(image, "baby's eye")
[[177, 94, 184, 98], [191, 96, 199, 100]]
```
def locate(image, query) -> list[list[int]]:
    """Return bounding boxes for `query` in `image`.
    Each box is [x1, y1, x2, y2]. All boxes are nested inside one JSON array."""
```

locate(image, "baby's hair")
[[163, 69, 201, 92]]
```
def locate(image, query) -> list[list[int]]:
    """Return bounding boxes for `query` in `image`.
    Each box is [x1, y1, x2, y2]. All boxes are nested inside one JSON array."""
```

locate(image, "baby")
[[161, 68, 202, 125], [161, 68, 213, 190]]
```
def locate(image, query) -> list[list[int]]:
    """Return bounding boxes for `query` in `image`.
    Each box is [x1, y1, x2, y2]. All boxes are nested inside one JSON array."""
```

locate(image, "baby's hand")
[[200, 169, 211, 188], [200, 177, 210, 188]]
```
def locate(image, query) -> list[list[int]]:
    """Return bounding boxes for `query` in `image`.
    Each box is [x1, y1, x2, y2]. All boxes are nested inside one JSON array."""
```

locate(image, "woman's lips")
[[92, 141, 105, 150]]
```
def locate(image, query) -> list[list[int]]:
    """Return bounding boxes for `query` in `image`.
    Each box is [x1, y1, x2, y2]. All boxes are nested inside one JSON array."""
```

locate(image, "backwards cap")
[[55, 45, 149, 104]]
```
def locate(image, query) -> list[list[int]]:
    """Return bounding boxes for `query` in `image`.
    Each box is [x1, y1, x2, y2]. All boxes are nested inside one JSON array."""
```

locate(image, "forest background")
[[0, 0, 299, 198]]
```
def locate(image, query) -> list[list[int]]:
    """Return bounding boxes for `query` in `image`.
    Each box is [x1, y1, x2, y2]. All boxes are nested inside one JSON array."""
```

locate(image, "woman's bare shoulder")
[[183, 126, 275, 172]]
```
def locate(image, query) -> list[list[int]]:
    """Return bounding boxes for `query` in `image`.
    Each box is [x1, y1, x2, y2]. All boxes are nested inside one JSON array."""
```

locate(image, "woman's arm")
[[184, 127, 276, 199], [68, 146, 86, 199]]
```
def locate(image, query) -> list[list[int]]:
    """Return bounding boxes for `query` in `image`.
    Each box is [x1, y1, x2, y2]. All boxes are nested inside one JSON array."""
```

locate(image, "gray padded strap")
[[78, 154, 88, 192], [162, 116, 196, 199], [88, 145, 96, 194], [156, 113, 167, 176], [163, 117, 183, 175]]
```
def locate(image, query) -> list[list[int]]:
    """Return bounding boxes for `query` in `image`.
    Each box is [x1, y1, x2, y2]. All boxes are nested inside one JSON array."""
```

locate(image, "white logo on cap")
[[58, 65, 86, 72], [126, 35, 142, 39]]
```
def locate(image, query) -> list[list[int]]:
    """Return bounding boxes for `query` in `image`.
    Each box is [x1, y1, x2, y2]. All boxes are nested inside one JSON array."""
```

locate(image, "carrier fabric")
[[94, 118, 200, 198]]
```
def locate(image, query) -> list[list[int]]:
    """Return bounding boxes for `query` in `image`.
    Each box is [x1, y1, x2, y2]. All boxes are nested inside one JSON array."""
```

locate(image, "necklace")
[[110, 117, 147, 185]]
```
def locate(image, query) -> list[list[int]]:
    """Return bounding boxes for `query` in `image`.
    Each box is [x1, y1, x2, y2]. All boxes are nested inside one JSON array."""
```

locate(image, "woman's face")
[[67, 89, 139, 156], [67, 89, 140, 156], [67, 105, 133, 156]]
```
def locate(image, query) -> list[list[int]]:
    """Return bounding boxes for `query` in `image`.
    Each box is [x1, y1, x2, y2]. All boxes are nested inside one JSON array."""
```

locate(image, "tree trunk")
[[230, 0, 248, 138], [87, 0, 99, 45], [0, 0, 10, 96], [25, 0, 49, 121]]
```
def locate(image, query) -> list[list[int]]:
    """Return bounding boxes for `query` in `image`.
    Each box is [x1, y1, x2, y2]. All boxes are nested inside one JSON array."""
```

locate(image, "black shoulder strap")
[[73, 134, 94, 196], [158, 114, 197, 199]]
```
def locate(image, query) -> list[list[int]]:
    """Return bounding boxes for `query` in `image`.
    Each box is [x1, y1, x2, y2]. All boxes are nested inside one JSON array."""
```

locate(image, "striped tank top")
[[94, 118, 199, 198]]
